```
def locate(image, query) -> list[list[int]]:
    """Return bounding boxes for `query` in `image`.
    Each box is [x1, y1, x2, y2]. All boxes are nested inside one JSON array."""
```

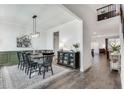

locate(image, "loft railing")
[[97, 4, 120, 21]]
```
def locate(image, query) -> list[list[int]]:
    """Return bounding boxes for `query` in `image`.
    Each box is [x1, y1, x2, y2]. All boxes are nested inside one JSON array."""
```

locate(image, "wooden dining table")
[[30, 52, 54, 63], [30, 53, 44, 65], [31, 53, 44, 59]]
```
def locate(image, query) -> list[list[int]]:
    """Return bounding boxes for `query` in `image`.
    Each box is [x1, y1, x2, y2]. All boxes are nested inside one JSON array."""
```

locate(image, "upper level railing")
[[97, 4, 120, 21]]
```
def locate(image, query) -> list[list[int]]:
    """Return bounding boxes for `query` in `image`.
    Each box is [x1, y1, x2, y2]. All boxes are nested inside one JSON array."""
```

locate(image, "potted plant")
[[111, 42, 120, 53], [73, 43, 80, 52]]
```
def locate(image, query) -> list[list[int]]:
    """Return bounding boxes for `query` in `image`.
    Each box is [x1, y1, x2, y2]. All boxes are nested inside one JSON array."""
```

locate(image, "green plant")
[[73, 43, 79, 49], [111, 42, 120, 52]]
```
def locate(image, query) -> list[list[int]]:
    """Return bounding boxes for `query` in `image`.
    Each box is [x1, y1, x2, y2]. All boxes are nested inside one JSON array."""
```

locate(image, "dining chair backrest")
[[25, 51, 33, 54], [42, 52, 54, 55], [42, 53, 54, 65], [25, 53, 32, 66], [17, 51, 23, 63], [40, 50, 54, 54], [22, 52, 30, 64]]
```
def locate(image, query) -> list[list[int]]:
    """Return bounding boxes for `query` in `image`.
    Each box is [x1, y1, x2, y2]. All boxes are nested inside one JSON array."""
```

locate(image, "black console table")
[[57, 51, 80, 69]]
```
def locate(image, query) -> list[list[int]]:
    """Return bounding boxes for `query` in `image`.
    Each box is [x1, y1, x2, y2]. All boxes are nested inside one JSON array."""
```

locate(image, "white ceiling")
[[0, 4, 121, 37], [0, 4, 76, 31]]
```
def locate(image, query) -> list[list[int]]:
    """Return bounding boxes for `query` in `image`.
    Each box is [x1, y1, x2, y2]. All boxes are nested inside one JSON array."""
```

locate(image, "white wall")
[[46, 20, 82, 51], [120, 20, 124, 88], [0, 23, 46, 51], [91, 42, 99, 54], [91, 37, 105, 49], [25, 27, 46, 50], [46, 19, 83, 71], [91, 37, 105, 54], [64, 5, 93, 71]]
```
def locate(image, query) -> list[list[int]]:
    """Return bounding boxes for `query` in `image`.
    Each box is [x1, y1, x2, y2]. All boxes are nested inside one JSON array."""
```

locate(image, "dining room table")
[[31, 53, 43, 59], [30, 53, 44, 64]]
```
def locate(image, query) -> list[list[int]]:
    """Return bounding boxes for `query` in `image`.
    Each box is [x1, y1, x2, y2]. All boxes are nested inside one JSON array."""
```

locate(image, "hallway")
[[38, 54, 121, 89]]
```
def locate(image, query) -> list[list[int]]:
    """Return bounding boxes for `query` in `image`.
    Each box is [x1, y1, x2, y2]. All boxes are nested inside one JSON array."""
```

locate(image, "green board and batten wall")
[[0, 51, 19, 66]]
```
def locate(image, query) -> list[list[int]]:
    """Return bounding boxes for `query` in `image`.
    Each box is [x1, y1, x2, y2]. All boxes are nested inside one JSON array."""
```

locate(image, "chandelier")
[[30, 15, 40, 38]]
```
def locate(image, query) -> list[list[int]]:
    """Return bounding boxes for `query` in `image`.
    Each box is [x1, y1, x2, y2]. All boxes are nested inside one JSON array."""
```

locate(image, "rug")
[[2, 65, 70, 89]]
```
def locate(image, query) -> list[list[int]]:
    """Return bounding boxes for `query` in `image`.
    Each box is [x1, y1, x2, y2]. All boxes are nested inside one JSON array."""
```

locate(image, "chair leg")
[[20, 64, 22, 70], [25, 66, 27, 73], [43, 67, 45, 79], [22, 64, 25, 70], [50, 66, 53, 75], [29, 68, 32, 79], [38, 66, 42, 75], [18, 63, 20, 69], [27, 67, 29, 75], [47, 67, 48, 72]]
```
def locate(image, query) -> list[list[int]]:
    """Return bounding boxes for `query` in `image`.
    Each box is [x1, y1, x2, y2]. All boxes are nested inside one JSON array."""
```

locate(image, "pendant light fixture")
[[31, 15, 40, 38]]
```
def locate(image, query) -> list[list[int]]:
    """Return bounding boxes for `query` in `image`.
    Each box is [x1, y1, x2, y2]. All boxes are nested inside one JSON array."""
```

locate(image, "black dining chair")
[[41, 53, 54, 79], [25, 53, 39, 79], [21, 52, 30, 71], [17, 51, 22, 69], [17, 51, 26, 70]]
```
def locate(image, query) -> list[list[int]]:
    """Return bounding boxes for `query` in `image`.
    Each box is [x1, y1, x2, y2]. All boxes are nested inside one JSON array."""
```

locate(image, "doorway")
[[53, 31, 59, 53]]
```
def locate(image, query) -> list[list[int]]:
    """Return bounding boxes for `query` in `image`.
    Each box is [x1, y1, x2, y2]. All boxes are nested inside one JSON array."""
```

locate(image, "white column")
[[120, 21, 124, 88], [63, 5, 92, 71]]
